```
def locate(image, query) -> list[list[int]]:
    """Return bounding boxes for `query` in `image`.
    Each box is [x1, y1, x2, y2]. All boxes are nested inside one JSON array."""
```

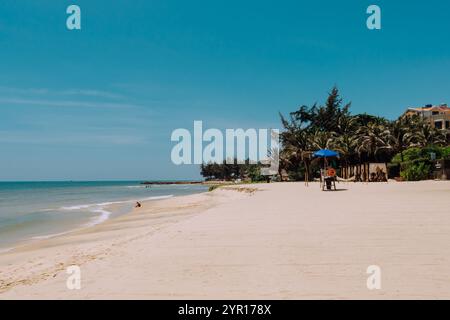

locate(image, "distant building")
[[403, 104, 450, 130]]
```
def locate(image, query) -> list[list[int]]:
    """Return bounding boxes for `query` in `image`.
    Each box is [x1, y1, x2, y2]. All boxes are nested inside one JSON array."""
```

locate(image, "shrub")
[[246, 165, 266, 182], [392, 147, 422, 163], [421, 145, 443, 160], [442, 146, 450, 159], [208, 185, 221, 192], [400, 161, 431, 181], [392, 145, 450, 165]]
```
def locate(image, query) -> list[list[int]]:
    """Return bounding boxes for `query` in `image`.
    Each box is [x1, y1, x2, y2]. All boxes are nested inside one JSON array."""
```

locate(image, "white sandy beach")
[[1, 181, 450, 299]]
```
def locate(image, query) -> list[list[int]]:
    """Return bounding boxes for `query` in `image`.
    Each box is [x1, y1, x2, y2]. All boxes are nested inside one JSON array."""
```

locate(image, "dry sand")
[[0, 181, 449, 299]]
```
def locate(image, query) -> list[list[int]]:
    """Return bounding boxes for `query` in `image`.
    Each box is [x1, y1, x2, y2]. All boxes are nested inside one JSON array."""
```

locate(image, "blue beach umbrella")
[[313, 149, 340, 158]]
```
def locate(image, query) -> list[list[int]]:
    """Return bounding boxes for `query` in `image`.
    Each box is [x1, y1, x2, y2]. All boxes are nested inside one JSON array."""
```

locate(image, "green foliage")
[[208, 185, 221, 192], [200, 159, 266, 182], [245, 164, 266, 182], [354, 113, 390, 127], [277, 86, 450, 181], [421, 145, 444, 159], [284, 86, 352, 135], [400, 161, 431, 181], [392, 146, 446, 163], [392, 147, 422, 163], [201, 86, 450, 182], [200, 160, 240, 181], [441, 146, 450, 159]]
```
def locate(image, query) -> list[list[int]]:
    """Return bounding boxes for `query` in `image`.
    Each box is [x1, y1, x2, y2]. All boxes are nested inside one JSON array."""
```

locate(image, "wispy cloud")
[[0, 97, 143, 109], [0, 85, 147, 109], [0, 131, 148, 145], [0, 86, 124, 100], [59, 89, 124, 100], [0, 86, 49, 95]]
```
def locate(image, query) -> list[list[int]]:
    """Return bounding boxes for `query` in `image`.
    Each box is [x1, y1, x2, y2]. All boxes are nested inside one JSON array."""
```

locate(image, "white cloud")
[[59, 89, 124, 99], [0, 97, 142, 109], [0, 86, 124, 99], [0, 131, 147, 145]]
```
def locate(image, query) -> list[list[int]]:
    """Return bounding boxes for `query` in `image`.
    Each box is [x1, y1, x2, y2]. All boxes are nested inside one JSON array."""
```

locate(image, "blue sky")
[[0, 0, 449, 180]]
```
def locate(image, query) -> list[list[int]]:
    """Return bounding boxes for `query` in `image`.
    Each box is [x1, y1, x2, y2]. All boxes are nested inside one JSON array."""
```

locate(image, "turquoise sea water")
[[0, 181, 207, 251]]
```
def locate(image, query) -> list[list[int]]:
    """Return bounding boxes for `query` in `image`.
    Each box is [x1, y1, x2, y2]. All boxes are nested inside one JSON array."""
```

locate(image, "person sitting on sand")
[[135, 201, 142, 208]]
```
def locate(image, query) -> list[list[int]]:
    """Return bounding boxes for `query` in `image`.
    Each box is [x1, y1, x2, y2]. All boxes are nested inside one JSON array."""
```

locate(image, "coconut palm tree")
[[331, 133, 358, 162], [310, 129, 336, 150], [356, 123, 392, 162], [387, 116, 417, 162], [279, 112, 315, 180], [412, 122, 447, 147]]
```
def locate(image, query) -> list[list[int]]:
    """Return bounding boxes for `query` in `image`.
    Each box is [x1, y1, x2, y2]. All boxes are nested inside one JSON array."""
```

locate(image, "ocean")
[[0, 181, 207, 251]]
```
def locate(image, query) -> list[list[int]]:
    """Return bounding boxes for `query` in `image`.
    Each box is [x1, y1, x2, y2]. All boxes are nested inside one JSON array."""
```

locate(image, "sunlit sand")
[[1, 181, 449, 299]]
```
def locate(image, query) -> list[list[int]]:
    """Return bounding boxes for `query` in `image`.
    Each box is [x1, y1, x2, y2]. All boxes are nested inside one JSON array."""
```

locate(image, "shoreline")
[[1, 181, 450, 299], [0, 189, 204, 257], [0, 187, 250, 296]]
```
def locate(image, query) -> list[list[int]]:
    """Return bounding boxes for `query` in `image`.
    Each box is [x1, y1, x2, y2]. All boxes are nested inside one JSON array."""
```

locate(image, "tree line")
[[279, 87, 448, 180], [200, 87, 449, 181]]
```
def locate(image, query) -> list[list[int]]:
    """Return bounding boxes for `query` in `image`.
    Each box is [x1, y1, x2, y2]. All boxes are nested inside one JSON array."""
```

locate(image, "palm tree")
[[279, 112, 314, 180], [331, 133, 358, 162], [387, 116, 416, 162], [356, 123, 392, 162], [413, 123, 447, 147], [336, 114, 358, 135], [311, 129, 335, 150]]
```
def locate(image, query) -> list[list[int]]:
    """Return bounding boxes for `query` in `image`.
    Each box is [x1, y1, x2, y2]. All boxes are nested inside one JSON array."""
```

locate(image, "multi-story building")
[[404, 104, 450, 130]]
